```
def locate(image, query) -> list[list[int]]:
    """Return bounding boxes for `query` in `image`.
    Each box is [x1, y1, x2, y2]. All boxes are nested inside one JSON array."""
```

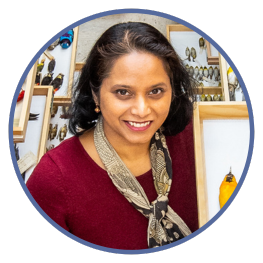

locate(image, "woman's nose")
[[130, 96, 151, 118]]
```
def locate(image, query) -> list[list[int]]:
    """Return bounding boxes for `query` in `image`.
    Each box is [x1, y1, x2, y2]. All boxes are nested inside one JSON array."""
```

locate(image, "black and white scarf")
[[94, 116, 191, 248]]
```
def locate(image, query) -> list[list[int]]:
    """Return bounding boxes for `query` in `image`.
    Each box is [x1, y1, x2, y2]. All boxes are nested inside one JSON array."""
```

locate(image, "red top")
[[26, 121, 198, 250]]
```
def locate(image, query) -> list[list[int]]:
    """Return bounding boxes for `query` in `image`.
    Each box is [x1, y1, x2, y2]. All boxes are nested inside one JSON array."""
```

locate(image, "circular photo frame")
[[8, 9, 254, 254]]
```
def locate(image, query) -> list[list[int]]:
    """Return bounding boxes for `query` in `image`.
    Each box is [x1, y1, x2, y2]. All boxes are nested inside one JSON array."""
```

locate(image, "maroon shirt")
[[26, 121, 198, 250]]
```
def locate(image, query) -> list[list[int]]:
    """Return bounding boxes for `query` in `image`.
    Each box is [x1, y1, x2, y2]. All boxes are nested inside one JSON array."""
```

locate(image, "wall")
[[76, 13, 177, 62]]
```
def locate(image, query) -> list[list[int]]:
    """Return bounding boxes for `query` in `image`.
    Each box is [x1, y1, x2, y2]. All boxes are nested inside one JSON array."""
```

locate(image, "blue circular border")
[[8, 8, 254, 255]]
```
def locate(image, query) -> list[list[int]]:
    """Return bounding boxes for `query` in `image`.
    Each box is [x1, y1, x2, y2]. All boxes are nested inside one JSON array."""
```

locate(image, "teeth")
[[128, 121, 150, 127]]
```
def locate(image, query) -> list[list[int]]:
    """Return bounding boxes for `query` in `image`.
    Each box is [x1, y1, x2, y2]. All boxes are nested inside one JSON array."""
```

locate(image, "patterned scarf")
[[94, 116, 191, 248]]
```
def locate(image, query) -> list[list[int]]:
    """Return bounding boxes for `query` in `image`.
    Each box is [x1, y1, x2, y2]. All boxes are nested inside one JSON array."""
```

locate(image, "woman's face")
[[97, 51, 172, 146]]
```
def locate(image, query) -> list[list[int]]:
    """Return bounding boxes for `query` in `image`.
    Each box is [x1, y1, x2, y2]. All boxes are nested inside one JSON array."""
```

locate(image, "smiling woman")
[[98, 52, 172, 151], [26, 22, 199, 250]]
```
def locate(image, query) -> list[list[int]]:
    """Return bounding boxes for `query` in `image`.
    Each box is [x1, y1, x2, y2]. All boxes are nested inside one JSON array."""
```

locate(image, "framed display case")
[[13, 61, 38, 143], [13, 27, 79, 179], [15, 85, 53, 182], [193, 102, 249, 227], [167, 24, 224, 97], [36, 26, 79, 103], [167, 24, 249, 227]]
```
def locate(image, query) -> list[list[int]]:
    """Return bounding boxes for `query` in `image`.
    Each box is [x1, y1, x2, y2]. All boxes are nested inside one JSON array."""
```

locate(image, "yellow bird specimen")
[[219, 168, 237, 209]]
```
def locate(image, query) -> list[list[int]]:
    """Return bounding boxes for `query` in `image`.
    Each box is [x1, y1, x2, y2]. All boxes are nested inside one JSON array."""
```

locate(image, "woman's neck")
[[106, 136, 152, 177], [106, 134, 151, 163], [102, 120, 152, 175]]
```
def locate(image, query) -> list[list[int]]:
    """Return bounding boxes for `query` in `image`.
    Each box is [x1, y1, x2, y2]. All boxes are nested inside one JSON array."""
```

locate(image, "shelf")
[[197, 86, 222, 95], [205, 40, 219, 65], [197, 101, 248, 119]]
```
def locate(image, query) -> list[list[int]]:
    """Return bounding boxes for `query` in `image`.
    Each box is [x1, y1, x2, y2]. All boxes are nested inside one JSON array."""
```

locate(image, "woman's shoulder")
[[45, 135, 92, 167], [27, 136, 85, 182], [47, 136, 79, 159], [27, 134, 102, 188], [166, 120, 193, 146], [26, 137, 79, 184]]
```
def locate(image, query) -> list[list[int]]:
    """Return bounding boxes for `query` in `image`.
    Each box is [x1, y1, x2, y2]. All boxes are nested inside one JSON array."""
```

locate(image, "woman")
[[27, 22, 199, 250]]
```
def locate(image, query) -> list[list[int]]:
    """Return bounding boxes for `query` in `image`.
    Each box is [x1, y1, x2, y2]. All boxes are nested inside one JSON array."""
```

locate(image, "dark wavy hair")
[[69, 22, 198, 136]]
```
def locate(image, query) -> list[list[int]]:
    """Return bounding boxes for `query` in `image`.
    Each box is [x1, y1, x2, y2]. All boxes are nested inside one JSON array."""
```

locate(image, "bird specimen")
[[198, 66, 204, 81], [48, 58, 56, 73], [194, 66, 199, 79], [60, 29, 74, 49], [219, 168, 237, 209], [214, 67, 220, 81], [208, 66, 214, 80], [51, 73, 64, 93], [37, 58, 45, 74], [47, 39, 60, 51], [41, 73, 54, 85], [199, 37, 206, 54], [190, 47, 197, 62], [57, 124, 68, 142], [185, 47, 191, 61]]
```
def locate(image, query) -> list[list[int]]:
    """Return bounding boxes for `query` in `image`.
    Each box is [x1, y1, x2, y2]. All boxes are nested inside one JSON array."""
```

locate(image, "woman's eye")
[[116, 89, 130, 96], [149, 88, 163, 95]]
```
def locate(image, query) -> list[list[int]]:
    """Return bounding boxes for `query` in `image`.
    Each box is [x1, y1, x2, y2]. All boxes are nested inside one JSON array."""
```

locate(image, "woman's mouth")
[[124, 121, 152, 131]]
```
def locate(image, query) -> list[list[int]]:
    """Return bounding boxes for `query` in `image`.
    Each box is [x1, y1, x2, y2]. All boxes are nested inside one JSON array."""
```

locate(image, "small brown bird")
[[200, 94, 207, 101], [199, 37, 205, 54], [47, 39, 60, 51], [48, 58, 56, 73], [213, 93, 219, 101], [51, 105, 58, 118], [185, 47, 190, 61], [50, 124, 58, 140], [57, 124, 68, 142], [208, 66, 214, 79], [190, 47, 197, 62], [206, 94, 212, 101]]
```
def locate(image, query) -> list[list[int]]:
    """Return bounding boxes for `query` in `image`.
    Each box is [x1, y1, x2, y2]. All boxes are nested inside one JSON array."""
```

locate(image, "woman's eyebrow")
[[151, 82, 168, 88], [111, 82, 168, 90], [111, 84, 131, 89]]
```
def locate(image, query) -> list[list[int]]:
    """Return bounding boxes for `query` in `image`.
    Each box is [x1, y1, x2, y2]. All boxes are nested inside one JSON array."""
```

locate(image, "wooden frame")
[[50, 26, 79, 103], [205, 40, 219, 65], [193, 101, 248, 227], [13, 27, 78, 153], [13, 85, 53, 162], [166, 25, 219, 66], [167, 24, 225, 96], [75, 62, 85, 71], [33, 86, 53, 161], [36, 26, 79, 103], [13, 61, 38, 142], [166, 24, 192, 42], [219, 54, 230, 101]]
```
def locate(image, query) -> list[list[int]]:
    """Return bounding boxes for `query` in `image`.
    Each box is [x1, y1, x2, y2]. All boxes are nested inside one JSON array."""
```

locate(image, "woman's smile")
[[124, 120, 152, 131]]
